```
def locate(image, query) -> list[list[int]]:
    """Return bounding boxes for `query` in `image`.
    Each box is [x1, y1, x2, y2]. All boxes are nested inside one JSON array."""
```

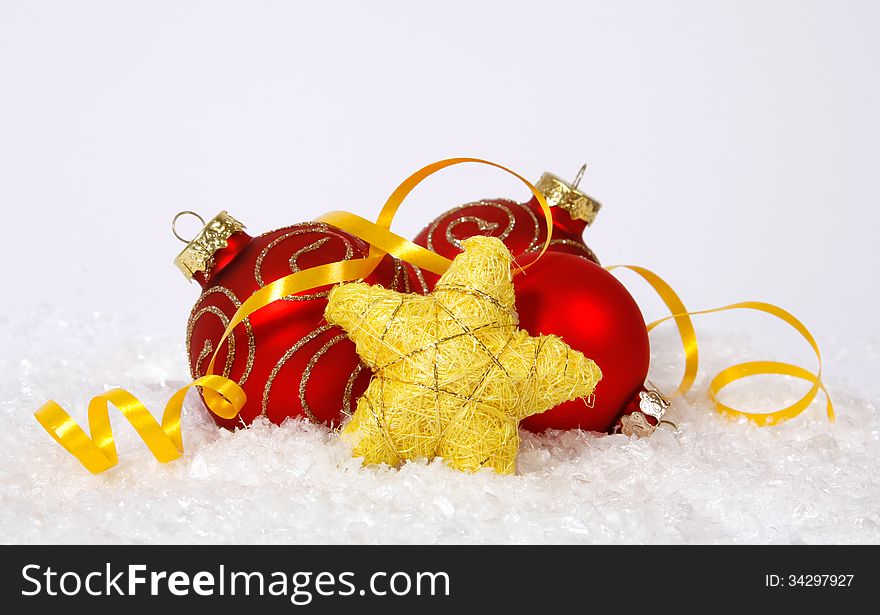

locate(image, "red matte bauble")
[[513, 252, 650, 433], [412, 195, 599, 288], [186, 221, 425, 429]]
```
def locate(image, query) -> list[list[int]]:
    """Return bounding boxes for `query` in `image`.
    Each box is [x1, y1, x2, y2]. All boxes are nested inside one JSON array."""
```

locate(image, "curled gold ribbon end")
[[708, 359, 834, 426], [610, 265, 834, 427], [33, 376, 246, 474]]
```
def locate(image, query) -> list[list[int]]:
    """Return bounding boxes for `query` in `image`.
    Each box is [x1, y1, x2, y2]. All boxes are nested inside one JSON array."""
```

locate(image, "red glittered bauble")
[[513, 252, 650, 432], [413, 170, 602, 287], [176, 212, 427, 429]]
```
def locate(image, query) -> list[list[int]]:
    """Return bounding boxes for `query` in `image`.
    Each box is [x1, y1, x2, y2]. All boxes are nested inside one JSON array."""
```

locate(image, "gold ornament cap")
[[534, 165, 602, 225], [172, 211, 246, 280]]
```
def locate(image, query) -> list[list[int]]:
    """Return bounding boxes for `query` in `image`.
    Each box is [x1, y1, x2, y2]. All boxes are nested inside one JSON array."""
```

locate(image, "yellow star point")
[[324, 236, 601, 474]]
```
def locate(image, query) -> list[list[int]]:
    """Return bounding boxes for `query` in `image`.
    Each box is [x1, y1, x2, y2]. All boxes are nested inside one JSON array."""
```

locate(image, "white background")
[[1, 0, 878, 389]]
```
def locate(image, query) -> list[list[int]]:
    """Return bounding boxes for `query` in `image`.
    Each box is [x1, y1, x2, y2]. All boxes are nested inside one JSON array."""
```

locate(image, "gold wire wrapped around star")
[[324, 236, 602, 474]]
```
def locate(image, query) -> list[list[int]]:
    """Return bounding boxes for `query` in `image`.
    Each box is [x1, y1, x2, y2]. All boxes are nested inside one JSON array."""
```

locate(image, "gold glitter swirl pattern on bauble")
[[254, 222, 357, 300], [253, 224, 365, 422], [253, 222, 417, 423], [186, 286, 255, 385], [425, 199, 541, 254], [324, 236, 602, 474]]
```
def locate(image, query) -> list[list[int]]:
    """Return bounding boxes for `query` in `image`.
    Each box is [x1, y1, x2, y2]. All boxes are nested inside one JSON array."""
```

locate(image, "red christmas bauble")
[[412, 171, 602, 287], [410, 170, 649, 431], [513, 252, 651, 433], [177, 212, 426, 429]]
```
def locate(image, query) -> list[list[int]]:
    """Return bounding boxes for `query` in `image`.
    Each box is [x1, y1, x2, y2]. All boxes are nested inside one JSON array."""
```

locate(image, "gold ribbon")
[[33, 375, 245, 474], [33, 157, 833, 474], [609, 266, 834, 425]]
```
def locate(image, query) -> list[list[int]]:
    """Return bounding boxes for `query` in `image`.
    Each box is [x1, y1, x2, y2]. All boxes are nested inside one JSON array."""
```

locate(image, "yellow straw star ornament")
[[324, 236, 602, 474]]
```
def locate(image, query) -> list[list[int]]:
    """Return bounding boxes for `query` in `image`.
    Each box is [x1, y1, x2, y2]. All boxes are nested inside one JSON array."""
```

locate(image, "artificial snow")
[[1, 307, 878, 544]]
